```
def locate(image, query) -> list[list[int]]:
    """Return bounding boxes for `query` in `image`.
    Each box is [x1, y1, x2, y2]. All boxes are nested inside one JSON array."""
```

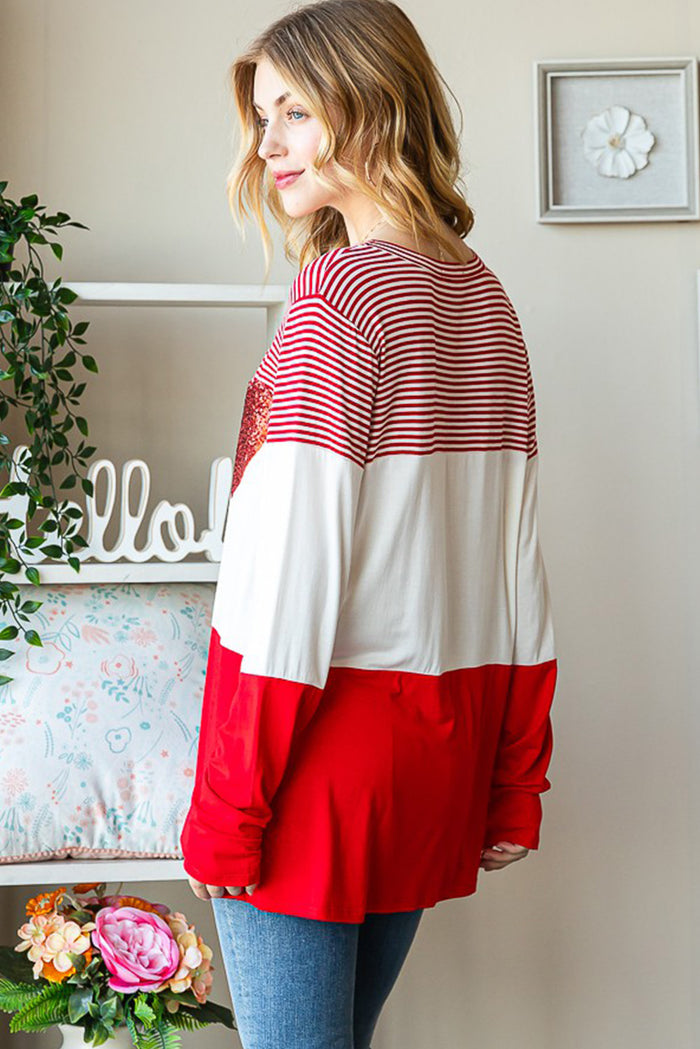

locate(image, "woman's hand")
[[479, 841, 530, 871], [187, 876, 258, 900]]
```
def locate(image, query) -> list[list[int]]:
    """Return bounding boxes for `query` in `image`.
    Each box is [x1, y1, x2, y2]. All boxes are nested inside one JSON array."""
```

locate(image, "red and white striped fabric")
[[180, 238, 558, 922]]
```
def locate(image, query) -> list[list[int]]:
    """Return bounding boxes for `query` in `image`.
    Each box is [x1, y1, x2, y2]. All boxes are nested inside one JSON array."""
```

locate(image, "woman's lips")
[[274, 170, 303, 189]]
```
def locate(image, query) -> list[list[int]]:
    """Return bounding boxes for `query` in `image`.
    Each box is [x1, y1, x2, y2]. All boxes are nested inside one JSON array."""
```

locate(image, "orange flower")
[[25, 888, 66, 918], [72, 882, 102, 895], [111, 895, 165, 915]]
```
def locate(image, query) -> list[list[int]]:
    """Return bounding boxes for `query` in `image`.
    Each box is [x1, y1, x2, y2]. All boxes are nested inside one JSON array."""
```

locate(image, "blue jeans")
[[211, 897, 424, 1049]]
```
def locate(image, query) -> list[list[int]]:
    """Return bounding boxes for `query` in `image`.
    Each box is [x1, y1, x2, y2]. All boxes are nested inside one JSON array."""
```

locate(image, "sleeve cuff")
[[483, 787, 546, 850], [180, 816, 263, 887]]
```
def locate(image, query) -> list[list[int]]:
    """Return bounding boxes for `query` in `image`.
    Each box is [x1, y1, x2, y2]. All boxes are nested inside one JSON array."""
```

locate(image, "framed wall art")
[[534, 56, 699, 222]]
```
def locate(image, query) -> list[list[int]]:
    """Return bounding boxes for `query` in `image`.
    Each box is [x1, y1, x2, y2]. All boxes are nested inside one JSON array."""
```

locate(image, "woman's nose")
[[258, 123, 286, 161]]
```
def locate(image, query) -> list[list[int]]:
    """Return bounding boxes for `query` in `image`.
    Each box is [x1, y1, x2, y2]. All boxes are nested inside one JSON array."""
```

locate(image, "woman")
[[180, 0, 558, 1046]]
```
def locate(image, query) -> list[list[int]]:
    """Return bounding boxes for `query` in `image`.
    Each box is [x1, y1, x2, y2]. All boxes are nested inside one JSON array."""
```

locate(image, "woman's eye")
[[255, 109, 306, 129]]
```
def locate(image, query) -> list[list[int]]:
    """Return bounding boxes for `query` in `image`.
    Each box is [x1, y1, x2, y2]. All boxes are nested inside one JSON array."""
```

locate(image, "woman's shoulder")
[[294, 241, 372, 287], [289, 242, 380, 319]]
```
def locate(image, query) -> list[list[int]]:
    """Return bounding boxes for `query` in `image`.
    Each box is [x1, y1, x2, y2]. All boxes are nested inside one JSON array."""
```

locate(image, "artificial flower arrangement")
[[0, 881, 235, 1046]]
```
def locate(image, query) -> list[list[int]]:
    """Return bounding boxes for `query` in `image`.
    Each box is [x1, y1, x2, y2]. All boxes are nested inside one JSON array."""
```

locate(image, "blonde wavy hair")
[[226, 0, 476, 280]]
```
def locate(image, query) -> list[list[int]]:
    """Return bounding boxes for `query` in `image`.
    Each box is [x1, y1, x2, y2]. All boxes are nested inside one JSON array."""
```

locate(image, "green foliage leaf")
[[135, 1021, 182, 1049], [39, 543, 64, 557], [9, 982, 72, 1032], [165, 1007, 213, 1031], [0, 183, 97, 682], [0, 945, 39, 985], [134, 993, 157, 1027], [99, 993, 118, 1022], [68, 985, 93, 1023], [0, 977, 44, 1013], [188, 998, 236, 1028]]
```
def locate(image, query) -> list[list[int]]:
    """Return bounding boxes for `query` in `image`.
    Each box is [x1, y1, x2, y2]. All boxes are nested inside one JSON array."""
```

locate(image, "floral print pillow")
[[0, 582, 213, 862]]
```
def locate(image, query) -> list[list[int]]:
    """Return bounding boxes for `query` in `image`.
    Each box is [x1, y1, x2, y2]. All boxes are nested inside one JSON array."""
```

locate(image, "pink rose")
[[91, 906, 180, 993]]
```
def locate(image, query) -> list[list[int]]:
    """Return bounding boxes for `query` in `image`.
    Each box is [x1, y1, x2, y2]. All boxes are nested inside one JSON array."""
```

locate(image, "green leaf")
[[68, 986, 93, 1023], [164, 1007, 213, 1031], [91, 1021, 113, 1046], [82, 354, 98, 372], [9, 982, 72, 1033], [23, 629, 42, 646], [0, 977, 45, 1013], [137, 1021, 182, 1049], [39, 543, 64, 557], [99, 993, 118, 1022], [187, 999, 236, 1028], [0, 946, 39, 985], [24, 566, 41, 584], [126, 1013, 142, 1046], [0, 625, 19, 639], [56, 286, 78, 305], [134, 993, 157, 1027]]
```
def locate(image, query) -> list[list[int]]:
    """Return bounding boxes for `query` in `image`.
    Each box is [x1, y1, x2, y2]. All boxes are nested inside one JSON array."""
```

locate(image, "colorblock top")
[[180, 237, 558, 923]]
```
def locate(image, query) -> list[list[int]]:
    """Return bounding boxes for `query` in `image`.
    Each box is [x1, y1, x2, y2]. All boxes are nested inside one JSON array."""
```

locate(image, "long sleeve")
[[180, 291, 378, 888], [482, 347, 558, 852]]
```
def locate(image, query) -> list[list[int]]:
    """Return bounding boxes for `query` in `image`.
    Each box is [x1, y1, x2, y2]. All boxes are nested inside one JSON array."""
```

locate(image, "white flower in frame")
[[582, 104, 655, 178]]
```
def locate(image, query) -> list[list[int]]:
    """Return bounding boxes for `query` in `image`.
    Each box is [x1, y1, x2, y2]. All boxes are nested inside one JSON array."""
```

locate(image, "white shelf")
[[0, 858, 186, 885]]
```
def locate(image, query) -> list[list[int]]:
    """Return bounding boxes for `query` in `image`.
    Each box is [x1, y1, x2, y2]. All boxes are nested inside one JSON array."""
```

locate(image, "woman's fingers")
[[187, 876, 216, 900], [479, 842, 530, 871], [187, 875, 259, 899]]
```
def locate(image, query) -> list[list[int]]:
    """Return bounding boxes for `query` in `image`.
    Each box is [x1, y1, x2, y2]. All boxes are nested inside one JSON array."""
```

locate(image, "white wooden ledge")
[[0, 859, 186, 886]]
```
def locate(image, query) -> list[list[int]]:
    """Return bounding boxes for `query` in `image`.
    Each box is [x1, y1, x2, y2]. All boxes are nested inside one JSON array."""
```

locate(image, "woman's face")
[[253, 57, 344, 218]]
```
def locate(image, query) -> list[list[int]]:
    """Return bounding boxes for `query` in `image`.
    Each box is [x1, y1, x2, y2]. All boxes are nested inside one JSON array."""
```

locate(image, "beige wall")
[[2, 1, 699, 1046]]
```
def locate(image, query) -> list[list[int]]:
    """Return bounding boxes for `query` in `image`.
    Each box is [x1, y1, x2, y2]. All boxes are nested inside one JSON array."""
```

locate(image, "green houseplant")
[[0, 179, 98, 683]]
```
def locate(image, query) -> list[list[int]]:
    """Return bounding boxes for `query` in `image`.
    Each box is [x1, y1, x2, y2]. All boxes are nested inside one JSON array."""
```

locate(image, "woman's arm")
[[180, 292, 378, 890]]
